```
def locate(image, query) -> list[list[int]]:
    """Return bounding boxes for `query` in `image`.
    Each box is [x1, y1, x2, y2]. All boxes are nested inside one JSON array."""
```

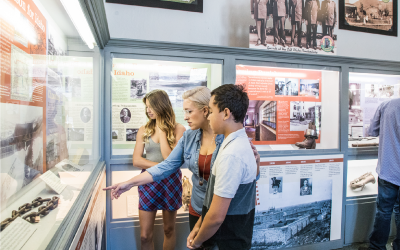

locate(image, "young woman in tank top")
[[131, 89, 186, 250]]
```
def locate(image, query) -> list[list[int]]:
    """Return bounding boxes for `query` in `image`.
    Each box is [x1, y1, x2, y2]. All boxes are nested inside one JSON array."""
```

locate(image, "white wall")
[[105, 0, 400, 62]]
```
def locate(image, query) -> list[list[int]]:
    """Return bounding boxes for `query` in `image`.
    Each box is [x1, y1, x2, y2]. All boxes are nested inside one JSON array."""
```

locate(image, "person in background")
[[361, 98, 400, 250], [289, 0, 304, 47], [253, 0, 270, 46], [104, 86, 261, 237], [304, 0, 320, 49], [111, 89, 186, 250], [272, 0, 289, 47], [322, 0, 336, 39], [187, 84, 257, 250]]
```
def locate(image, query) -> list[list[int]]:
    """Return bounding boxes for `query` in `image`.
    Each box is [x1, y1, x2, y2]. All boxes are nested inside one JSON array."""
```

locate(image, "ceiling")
[[37, 0, 80, 37]]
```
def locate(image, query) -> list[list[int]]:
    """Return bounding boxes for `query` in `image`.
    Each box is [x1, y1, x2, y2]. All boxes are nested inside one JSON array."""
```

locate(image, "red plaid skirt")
[[138, 169, 182, 211]]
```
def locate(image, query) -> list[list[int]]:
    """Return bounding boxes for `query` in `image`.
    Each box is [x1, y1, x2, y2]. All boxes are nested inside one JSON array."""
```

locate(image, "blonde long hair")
[[142, 89, 176, 149]]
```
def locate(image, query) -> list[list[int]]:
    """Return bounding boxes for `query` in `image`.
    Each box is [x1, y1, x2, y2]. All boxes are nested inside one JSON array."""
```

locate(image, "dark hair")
[[210, 84, 249, 123]]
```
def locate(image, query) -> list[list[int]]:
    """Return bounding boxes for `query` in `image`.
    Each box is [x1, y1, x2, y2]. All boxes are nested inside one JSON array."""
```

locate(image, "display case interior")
[[236, 64, 339, 151], [347, 159, 378, 198], [348, 73, 400, 149]]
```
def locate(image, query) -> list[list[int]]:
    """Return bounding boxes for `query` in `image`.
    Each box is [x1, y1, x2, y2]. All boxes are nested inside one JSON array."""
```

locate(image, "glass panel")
[[0, 0, 100, 246], [111, 58, 223, 156], [348, 72, 400, 148], [236, 64, 339, 151]]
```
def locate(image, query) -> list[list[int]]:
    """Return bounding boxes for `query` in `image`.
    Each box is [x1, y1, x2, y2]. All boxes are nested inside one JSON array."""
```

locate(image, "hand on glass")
[[187, 228, 201, 249], [103, 181, 132, 200]]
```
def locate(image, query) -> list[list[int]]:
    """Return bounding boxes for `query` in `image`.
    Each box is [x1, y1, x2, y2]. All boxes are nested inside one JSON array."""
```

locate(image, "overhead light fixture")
[[60, 0, 96, 49]]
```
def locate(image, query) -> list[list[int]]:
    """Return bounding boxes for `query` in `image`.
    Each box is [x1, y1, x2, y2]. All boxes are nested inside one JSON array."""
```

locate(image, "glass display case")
[[348, 72, 400, 148], [0, 0, 103, 249], [236, 64, 339, 151], [109, 57, 222, 221]]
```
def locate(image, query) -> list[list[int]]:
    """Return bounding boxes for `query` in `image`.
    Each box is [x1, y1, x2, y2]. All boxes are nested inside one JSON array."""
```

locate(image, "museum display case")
[[0, 0, 105, 249], [236, 64, 340, 151], [348, 72, 400, 149]]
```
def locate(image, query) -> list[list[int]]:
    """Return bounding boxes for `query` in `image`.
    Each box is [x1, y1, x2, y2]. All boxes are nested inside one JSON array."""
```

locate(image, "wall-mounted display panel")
[[236, 65, 339, 151], [339, 0, 398, 37], [111, 58, 222, 155], [348, 73, 400, 148], [254, 154, 343, 249]]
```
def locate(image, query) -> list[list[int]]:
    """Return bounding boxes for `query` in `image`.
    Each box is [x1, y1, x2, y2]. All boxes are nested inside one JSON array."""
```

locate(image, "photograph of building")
[[245, 100, 277, 141], [344, 0, 394, 32], [126, 129, 138, 141], [300, 79, 320, 97], [252, 180, 332, 249], [290, 102, 322, 131]]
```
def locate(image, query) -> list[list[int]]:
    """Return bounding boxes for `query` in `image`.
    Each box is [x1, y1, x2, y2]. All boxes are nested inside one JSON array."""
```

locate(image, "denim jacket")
[[146, 129, 224, 215]]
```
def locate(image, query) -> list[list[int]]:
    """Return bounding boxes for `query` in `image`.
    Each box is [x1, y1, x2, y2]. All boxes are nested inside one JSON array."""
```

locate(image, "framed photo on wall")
[[105, 0, 203, 13], [339, 0, 397, 36]]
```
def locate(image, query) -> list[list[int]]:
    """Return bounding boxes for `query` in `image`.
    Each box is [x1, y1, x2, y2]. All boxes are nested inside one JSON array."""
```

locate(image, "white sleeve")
[[214, 155, 244, 199]]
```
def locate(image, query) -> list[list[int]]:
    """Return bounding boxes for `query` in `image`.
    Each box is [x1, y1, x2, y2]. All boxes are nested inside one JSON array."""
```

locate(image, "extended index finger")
[[103, 185, 116, 191]]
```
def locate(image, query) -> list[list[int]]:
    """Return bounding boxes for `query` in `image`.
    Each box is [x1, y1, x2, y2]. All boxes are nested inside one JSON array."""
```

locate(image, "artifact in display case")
[[1, 196, 59, 231], [350, 172, 376, 191], [348, 73, 400, 148], [295, 121, 318, 149]]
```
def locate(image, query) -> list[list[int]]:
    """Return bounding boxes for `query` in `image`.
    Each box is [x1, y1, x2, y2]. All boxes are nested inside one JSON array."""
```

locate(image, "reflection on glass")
[[348, 73, 400, 148]]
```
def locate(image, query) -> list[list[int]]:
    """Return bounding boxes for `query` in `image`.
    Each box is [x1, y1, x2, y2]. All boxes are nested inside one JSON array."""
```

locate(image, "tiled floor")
[[335, 239, 394, 250]]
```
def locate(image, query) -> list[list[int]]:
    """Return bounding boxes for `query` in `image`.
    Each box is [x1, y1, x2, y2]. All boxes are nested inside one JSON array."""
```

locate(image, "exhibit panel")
[[111, 58, 223, 156], [0, 0, 104, 249], [236, 64, 340, 151], [255, 154, 343, 249]]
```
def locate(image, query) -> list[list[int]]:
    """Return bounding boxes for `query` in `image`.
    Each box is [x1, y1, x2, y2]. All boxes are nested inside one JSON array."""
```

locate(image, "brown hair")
[[142, 89, 176, 148]]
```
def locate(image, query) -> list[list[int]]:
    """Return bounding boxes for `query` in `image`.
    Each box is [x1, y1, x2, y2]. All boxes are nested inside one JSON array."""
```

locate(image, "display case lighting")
[[60, 0, 96, 49]]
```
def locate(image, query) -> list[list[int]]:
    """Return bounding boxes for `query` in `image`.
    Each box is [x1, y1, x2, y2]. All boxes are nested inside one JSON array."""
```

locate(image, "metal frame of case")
[[101, 38, 400, 250]]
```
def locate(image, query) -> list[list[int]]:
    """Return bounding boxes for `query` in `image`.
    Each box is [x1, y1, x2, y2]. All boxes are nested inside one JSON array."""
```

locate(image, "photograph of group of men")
[[250, 0, 337, 53]]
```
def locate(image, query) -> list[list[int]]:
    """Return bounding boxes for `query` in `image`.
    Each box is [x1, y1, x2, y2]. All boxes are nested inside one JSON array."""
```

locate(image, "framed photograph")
[[105, 0, 203, 13], [339, 0, 397, 36]]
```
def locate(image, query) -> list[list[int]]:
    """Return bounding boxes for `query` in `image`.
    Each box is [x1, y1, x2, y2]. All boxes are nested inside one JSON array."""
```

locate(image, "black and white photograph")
[[253, 180, 332, 249], [275, 78, 299, 96], [149, 72, 207, 108], [290, 101, 322, 131], [130, 79, 147, 100], [68, 128, 85, 141], [250, 0, 338, 54], [365, 83, 380, 98], [348, 83, 364, 138], [126, 129, 139, 141], [340, 0, 397, 36], [120, 108, 131, 123], [245, 100, 277, 141], [112, 130, 118, 139], [270, 177, 283, 194], [65, 77, 82, 98], [300, 178, 313, 196], [80, 107, 91, 123], [378, 84, 395, 98], [0, 103, 44, 203], [300, 79, 320, 97]]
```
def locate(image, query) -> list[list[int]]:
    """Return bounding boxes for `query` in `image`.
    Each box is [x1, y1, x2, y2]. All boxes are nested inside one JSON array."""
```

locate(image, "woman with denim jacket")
[[104, 86, 261, 232]]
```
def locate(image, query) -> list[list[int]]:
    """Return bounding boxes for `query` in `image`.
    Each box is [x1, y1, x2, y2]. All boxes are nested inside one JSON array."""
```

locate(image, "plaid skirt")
[[138, 169, 182, 211]]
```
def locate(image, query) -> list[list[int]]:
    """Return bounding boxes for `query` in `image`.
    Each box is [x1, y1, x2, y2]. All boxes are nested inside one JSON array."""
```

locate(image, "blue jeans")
[[369, 178, 400, 250]]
